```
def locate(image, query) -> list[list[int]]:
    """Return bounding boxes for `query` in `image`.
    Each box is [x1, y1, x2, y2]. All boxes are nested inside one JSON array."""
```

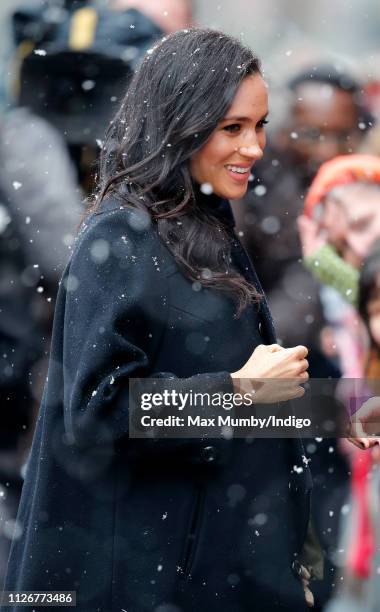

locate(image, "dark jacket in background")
[[2, 195, 312, 612]]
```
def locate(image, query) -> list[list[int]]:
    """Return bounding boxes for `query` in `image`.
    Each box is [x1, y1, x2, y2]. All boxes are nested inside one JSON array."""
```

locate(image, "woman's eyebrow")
[[222, 112, 269, 122]]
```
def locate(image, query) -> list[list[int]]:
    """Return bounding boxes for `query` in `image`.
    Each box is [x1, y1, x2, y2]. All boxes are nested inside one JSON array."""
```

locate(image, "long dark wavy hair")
[[90, 27, 263, 312]]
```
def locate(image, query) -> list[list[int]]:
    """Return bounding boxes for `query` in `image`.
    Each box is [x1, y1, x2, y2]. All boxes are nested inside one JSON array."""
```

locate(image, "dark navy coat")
[[2, 195, 312, 612]]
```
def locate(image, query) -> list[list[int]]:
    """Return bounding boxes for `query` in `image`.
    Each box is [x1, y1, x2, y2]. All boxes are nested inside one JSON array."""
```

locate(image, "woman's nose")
[[237, 144, 264, 160]]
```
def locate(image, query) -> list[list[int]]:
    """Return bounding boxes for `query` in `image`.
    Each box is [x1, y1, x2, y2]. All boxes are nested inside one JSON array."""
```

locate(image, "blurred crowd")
[[1, 1, 380, 610]]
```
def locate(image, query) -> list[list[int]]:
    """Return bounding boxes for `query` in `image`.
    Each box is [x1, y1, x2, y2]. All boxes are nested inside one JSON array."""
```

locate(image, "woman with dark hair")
[[3, 28, 312, 611]]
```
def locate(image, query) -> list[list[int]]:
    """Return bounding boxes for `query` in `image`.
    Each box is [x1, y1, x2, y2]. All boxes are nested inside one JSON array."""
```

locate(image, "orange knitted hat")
[[304, 154, 380, 218]]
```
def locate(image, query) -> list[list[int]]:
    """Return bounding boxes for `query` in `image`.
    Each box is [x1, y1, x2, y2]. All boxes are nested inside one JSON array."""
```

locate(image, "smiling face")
[[190, 74, 269, 200]]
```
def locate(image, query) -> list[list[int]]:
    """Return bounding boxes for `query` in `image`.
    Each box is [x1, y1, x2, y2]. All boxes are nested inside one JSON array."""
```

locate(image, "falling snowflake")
[[253, 184, 267, 197], [90, 239, 110, 263], [293, 465, 303, 474], [200, 182, 213, 195], [201, 268, 212, 280], [3, 519, 23, 540], [34, 49, 47, 56], [81, 80, 96, 91], [261, 216, 280, 234], [252, 513, 267, 526], [12, 181, 22, 190]]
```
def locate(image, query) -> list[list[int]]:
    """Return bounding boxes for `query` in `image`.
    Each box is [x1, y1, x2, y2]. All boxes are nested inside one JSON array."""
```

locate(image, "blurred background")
[[1, 0, 380, 86]]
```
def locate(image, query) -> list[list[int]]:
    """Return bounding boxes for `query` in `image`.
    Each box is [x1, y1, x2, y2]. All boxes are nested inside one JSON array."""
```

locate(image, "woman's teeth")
[[226, 165, 250, 174]]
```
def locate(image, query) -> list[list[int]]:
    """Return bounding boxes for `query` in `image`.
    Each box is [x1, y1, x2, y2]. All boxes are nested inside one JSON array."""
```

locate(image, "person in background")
[[11, 0, 194, 194], [296, 155, 380, 608], [298, 154, 380, 377], [324, 242, 380, 612], [0, 106, 81, 583]]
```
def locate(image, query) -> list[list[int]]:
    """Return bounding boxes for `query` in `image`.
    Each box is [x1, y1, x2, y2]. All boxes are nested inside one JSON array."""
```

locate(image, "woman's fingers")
[[351, 415, 369, 439], [296, 371, 309, 381], [348, 410, 380, 448], [293, 345, 309, 359], [292, 386, 305, 399], [298, 359, 309, 373], [352, 397, 380, 436], [266, 344, 284, 353], [347, 437, 374, 450], [284, 345, 308, 360], [347, 437, 380, 457]]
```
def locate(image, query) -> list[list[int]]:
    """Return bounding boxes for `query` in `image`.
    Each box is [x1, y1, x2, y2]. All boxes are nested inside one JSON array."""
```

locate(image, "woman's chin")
[[222, 185, 249, 200]]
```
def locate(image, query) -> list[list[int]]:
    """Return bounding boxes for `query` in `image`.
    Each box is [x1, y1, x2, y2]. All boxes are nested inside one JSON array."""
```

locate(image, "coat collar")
[[193, 182, 235, 228]]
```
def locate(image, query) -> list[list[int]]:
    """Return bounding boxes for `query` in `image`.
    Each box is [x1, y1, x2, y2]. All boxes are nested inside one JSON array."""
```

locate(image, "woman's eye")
[[223, 124, 241, 133], [257, 119, 269, 129]]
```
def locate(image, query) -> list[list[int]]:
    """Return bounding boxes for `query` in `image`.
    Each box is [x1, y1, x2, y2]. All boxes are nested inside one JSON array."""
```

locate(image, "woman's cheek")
[[369, 313, 380, 347], [259, 130, 267, 151]]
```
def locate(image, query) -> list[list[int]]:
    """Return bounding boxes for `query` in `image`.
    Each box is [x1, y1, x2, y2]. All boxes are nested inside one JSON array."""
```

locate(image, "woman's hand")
[[297, 214, 326, 258], [232, 343, 309, 379], [348, 396, 380, 450], [231, 344, 309, 403]]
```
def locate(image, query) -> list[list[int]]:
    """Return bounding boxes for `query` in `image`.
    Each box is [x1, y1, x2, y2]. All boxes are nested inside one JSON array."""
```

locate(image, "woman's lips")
[[225, 166, 251, 183]]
